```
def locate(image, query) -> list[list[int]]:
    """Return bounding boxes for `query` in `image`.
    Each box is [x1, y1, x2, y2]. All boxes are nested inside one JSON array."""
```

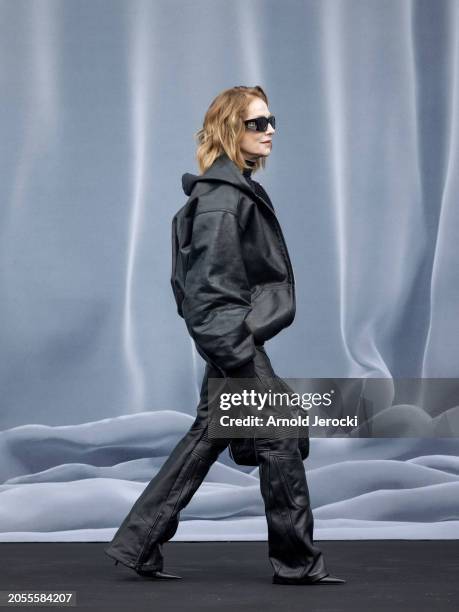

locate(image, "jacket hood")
[[181, 153, 255, 198]]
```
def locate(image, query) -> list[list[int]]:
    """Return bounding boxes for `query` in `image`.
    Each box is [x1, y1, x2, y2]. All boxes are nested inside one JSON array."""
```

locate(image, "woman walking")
[[104, 85, 345, 585]]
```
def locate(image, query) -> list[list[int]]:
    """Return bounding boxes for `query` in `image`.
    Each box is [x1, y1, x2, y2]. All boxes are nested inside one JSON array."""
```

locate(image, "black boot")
[[273, 573, 346, 585], [113, 559, 182, 580], [135, 568, 182, 580]]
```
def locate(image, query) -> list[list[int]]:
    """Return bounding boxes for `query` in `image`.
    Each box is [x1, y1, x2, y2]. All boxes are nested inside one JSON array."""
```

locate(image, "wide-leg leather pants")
[[104, 345, 328, 581]]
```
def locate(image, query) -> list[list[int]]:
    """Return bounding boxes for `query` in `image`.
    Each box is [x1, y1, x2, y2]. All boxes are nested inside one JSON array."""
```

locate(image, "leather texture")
[[171, 152, 300, 466], [224, 345, 310, 466], [104, 155, 327, 581], [104, 346, 328, 582], [171, 152, 296, 374]]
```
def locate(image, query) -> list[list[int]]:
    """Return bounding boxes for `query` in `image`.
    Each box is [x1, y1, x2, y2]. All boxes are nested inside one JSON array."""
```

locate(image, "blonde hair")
[[195, 85, 269, 175]]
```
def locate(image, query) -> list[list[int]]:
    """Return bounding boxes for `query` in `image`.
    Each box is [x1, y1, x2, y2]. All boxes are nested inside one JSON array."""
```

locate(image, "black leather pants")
[[104, 346, 328, 581]]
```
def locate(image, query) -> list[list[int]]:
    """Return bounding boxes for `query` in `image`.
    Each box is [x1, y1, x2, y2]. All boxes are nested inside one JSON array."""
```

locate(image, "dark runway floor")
[[1, 541, 458, 611]]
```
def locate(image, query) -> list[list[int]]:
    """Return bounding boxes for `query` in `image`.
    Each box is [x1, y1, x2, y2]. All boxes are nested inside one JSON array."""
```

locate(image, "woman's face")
[[239, 97, 275, 161]]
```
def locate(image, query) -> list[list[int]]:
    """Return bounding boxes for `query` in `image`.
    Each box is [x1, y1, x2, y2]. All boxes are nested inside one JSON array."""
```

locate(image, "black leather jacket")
[[171, 152, 296, 378]]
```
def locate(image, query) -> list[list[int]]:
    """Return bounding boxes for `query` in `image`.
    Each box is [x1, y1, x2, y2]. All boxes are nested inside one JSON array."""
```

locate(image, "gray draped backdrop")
[[1, 0, 458, 541]]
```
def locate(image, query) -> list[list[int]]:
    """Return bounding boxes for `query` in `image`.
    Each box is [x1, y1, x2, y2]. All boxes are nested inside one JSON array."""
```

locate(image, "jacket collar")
[[182, 152, 259, 200], [181, 153, 277, 218]]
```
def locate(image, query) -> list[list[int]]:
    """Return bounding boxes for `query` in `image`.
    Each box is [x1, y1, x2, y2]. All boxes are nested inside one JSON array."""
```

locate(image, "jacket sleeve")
[[181, 208, 256, 374]]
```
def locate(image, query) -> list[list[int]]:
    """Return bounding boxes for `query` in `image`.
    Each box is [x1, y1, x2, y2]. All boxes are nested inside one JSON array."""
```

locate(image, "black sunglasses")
[[244, 115, 276, 132]]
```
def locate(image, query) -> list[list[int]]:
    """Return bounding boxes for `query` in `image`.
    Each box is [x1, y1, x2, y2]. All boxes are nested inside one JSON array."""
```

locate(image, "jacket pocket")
[[273, 454, 310, 510], [251, 281, 289, 302]]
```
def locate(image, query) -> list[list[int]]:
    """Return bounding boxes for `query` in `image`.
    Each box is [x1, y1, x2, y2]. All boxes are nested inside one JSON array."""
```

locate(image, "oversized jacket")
[[170, 152, 296, 378]]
